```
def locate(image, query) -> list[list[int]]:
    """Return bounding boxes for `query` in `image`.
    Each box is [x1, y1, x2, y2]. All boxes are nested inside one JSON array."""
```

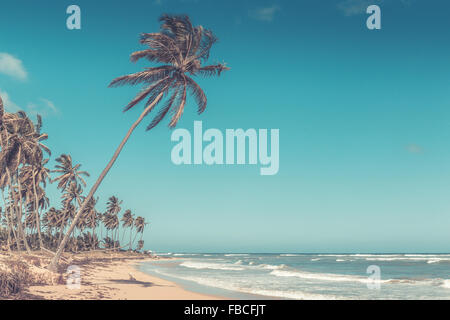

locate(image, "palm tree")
[[61, 181, 83, 208], [83, 197, 99, 250], [121, 209, 134, 250], [51, 154, 89, 191], [132, 216, 146, 250], [0, 111, 46, 253], [137, 240, 144, 252], [49, 14, 229, 270], [20, 158, 51, 249], [105, 196, 122, 250]]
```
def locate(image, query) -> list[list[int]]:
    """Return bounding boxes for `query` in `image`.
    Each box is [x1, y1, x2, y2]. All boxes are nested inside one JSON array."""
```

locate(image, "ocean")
[[138, 253, 450, 300]]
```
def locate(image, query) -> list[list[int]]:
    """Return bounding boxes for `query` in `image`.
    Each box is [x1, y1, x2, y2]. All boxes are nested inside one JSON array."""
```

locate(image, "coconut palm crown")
[[109, 14, 229, 130]]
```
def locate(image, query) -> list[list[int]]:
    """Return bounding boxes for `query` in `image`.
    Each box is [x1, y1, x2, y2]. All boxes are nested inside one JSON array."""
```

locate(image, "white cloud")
[[249, 5, 280, 22], [0, 90, 58, 117], [0, 53, 28, 80]]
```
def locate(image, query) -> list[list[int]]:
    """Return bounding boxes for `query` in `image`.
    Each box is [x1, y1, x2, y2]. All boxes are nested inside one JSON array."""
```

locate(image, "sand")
[[1, 251, 219, 300], [28, 258, 219, 300]]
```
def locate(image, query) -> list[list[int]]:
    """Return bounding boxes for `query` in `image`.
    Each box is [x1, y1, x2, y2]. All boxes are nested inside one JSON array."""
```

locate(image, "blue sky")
[[0, 0, 449, 253]]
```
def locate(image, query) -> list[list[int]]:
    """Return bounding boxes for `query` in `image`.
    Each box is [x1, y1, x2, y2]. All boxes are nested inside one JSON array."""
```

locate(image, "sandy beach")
[[0, 251, 219, 300]]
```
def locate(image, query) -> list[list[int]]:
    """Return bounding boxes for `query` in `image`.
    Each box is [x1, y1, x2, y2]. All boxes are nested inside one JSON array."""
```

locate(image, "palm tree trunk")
[[49, 93, 164, 270], [129, 226, 132, 251], [100, 222, 103, 245], [92, 222, 96, 251], [116, 223, 120, 251], [16, 172, 31, 253], [10, 207, 21, 250], [132, 230, 139, 251], [31, 168, 44, 249], [5, 168, 25, 252], [121, 225, 126, 242], [1, 190, 14, 251]]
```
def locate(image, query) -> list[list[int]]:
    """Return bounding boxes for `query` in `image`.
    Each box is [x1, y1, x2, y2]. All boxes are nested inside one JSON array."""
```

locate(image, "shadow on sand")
[[108, 279, 168, 288]]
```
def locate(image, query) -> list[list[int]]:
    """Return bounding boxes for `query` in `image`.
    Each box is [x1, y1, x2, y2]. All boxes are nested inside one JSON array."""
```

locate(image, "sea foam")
[[180, 261, 245, 271]]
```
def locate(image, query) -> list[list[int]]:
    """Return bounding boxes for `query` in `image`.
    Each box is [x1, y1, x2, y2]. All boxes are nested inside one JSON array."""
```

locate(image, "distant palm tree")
[[121, 209, 134, 250], [106, 196, 122, 249], [132, 216, 147, 250], [49, 14, 229, 269], [137, 240, 144, 252], [51, 154, 89, 191], [83, 197, 99, 250], [20, 157, 51, 249]]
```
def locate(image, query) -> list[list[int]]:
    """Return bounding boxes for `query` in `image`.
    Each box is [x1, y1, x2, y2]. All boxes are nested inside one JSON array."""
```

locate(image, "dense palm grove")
[[0, 97, 147, 253]]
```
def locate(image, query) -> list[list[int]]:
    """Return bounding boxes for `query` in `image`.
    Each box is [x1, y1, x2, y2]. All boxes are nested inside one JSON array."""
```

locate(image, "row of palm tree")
[[0, 99, 148, 254]]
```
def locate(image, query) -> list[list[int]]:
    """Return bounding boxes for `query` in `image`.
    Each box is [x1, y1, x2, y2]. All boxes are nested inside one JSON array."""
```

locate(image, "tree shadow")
[[109, 279, 167, 288]]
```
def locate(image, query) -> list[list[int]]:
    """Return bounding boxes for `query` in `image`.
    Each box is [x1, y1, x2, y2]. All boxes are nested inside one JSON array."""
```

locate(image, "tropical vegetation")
[[0, 95, 148, 254]]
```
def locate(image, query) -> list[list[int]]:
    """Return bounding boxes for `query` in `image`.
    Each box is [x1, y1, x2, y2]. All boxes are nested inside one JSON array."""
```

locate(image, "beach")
[[2, 251, 450, 300], [0, 251, 219, 300]]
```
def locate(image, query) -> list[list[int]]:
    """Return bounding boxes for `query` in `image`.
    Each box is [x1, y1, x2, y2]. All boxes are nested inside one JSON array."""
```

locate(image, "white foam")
[[180, 261, 245, 271], [270, 269, 379, 284], [366, 257, 450, 262], [224, 254, 249, 257], [245, 288, 337, 300], [150, 269, 337, 300], [280, 254, 301, 257], [427, 259, 440, 264], [441, 280, 450, 289], [257, 264, 286, 270]]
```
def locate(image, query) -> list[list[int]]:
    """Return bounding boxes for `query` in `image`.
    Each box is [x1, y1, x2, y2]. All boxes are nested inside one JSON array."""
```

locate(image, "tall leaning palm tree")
[[49, 14, 229, 270]]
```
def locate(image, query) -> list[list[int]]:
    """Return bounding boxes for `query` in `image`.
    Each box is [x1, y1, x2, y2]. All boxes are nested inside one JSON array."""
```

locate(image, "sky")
[[0, 0, 449, 253]]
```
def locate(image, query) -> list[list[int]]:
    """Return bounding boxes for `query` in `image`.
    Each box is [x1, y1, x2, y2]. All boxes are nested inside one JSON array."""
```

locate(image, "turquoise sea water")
[[138, 253, 450, 300]]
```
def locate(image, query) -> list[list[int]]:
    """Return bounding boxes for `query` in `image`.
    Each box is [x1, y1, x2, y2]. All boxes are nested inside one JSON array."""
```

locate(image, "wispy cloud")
[[0, 53, 28, 80], [27, 98, 60, 117], [337, 0, 382, 16], [0, 90, 59, 118], [406, 144, 423, 154], [249, 5, 280, 22]]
